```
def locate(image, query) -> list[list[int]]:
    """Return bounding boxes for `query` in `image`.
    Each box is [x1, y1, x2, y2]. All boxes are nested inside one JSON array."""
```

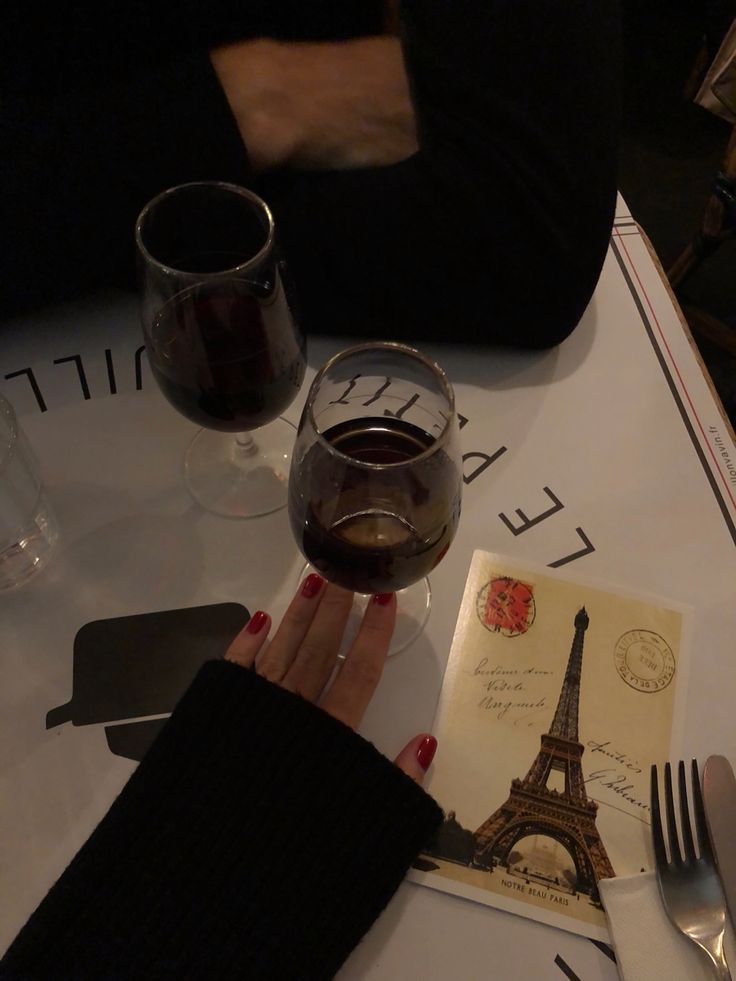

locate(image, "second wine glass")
[[288, 342, 462, 654], [136, 181, 305, 518]]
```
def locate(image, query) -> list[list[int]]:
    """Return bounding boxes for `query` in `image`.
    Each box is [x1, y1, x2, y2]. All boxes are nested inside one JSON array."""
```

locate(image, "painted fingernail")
[[246, 610, 268, 634], [416, 735, 438, 771], [301, 573, 324, 599], [372, 592, 394, 606]]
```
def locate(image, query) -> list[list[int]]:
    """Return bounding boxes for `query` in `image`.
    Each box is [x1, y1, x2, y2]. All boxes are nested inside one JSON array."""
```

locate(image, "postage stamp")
[[476, 577, 536, 637]]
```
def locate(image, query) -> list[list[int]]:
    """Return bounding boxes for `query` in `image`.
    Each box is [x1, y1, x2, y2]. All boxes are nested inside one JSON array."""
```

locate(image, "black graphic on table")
[[46, 603, 249, 761]]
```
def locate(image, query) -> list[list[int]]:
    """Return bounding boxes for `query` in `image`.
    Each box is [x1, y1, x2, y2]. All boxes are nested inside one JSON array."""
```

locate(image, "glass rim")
[[305, 342, 457, 471], [134, 181, 276, 279]]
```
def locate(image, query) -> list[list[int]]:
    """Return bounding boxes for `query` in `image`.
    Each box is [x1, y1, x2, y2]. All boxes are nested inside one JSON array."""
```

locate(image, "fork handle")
[[704, 949, 732, 980]]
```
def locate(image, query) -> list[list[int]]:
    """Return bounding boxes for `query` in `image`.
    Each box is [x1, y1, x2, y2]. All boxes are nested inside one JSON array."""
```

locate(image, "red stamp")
[[476, 577, 536, 637]]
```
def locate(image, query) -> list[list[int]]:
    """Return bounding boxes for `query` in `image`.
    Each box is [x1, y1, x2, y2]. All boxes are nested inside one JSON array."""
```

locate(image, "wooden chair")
[[668, 21, 736, 355], [667, 125, 736, 353]]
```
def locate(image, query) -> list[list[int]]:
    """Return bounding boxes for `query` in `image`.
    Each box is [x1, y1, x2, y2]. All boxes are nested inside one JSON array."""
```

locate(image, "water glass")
[[0, 394, 58, 590]]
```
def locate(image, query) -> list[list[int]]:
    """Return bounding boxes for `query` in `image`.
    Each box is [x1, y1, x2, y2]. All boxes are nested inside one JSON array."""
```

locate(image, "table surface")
[[2, 197, 735, 980]]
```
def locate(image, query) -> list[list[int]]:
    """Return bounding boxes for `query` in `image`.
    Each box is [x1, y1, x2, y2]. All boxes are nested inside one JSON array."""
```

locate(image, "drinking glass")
[[288, 342, 462, 654], [136, 182, 305, 517], [0, 393, 58, 590]]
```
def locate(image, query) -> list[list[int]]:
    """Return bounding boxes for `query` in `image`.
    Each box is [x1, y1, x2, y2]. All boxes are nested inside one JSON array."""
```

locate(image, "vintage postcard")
[[409, 551, 690, 942]]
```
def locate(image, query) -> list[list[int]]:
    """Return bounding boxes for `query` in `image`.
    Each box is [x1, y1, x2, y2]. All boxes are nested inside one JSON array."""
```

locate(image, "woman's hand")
[[210, 37, 418, 173], [225, 573, 437, 782]]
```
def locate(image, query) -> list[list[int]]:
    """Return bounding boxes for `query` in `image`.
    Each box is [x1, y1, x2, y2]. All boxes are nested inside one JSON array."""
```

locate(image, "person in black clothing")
[[1, 1, 621, 348], [0, 575, 444, 980]]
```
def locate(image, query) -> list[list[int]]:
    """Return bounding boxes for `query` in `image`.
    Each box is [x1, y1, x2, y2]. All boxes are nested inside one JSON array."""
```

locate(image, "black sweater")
[[1, 1, 620, 347], [0, 661, 443, 980]]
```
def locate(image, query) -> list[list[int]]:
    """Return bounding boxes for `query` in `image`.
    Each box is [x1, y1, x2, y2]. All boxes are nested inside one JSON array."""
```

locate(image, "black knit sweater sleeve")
[[263, 0, 621, 348], [0, 1, 619, 347], [0, 50, 253, 313], [0, 661, 443, 981]]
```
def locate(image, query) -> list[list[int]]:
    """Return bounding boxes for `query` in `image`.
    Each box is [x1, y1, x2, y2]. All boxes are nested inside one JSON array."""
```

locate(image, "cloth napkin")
[[600, 871, 736, 981]]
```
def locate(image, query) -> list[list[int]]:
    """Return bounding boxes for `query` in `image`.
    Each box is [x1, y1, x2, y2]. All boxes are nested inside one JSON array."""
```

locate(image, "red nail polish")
[[416, 735, 437, 771], [372, 592, 393, 606], [246, 610, 268, 634], [301, 573, 324, 599]]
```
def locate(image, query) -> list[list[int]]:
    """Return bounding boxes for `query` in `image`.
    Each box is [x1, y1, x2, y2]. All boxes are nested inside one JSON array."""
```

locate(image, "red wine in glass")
[[136, 182, 305, 517], [148, 279, 305, 433], [290, 416, 457, 594]]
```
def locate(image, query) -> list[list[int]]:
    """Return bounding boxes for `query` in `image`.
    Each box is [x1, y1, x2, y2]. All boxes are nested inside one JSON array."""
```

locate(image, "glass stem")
[[235, 432, 258, 458]]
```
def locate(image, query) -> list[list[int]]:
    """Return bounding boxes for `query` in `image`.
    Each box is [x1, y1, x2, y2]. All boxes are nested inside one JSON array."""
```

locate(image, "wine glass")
[[135, 181, 305, 517], [288, 342, 462, 654]]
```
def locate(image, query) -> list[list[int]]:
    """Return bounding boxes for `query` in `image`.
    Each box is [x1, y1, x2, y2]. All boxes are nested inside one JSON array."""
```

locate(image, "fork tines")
[[651, 759, 713, 866]]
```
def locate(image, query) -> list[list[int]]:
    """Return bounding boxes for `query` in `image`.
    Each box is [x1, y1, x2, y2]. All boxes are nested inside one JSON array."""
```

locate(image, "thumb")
[[394, 733, 438, 785]]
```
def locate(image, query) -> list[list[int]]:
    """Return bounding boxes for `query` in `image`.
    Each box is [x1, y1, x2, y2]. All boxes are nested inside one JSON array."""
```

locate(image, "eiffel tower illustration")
[[473, 607, 615, 903]]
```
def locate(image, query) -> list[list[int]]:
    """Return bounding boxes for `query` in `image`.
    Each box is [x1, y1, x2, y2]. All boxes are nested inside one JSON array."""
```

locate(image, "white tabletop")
[[2, 198, 735, 979]]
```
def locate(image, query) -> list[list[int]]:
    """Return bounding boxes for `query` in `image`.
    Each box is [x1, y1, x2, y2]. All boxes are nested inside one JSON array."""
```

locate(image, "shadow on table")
[[43, 507, 206, 618], [187, 496, 302, 602]]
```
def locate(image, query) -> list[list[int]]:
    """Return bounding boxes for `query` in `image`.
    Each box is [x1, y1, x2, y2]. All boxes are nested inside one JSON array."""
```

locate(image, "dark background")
[[619, 0, 736, 424]]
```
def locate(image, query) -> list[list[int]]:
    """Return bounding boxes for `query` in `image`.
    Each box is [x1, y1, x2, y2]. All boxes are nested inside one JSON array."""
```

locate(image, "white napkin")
[[600, 871, 736, 981]]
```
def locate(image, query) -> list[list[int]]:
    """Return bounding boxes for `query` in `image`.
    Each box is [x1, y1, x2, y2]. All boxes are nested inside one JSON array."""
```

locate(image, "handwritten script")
[[471, 659, 553, 723], [584, 739, 649, 814]]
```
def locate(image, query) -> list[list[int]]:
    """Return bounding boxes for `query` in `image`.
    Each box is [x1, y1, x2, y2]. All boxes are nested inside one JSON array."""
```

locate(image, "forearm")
[[1, 662, 442, 980]]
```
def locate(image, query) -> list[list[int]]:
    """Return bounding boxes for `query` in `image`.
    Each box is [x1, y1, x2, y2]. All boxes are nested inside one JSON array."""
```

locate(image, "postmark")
[[613, 629, 675, 692], [477, 577, 536, 637]]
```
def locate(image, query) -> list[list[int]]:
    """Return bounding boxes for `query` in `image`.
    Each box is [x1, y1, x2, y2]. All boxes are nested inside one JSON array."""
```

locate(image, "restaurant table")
[[2, 196, 736, 980]]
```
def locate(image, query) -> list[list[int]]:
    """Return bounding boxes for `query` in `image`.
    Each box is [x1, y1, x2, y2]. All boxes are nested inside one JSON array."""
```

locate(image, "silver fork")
[[651, 760, 732, 980]]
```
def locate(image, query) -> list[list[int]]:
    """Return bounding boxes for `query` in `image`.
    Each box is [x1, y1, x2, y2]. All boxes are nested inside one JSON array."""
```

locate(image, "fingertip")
[[416, 734, 438, 771], [352, 591, 396, 637], [225, 610, 272, 668], [366, 592, 397, 630], [300, 573, 325, 599], [246, 610, 270, 635], [394, 732, 438, 784], [371, 592, 395, 607]]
